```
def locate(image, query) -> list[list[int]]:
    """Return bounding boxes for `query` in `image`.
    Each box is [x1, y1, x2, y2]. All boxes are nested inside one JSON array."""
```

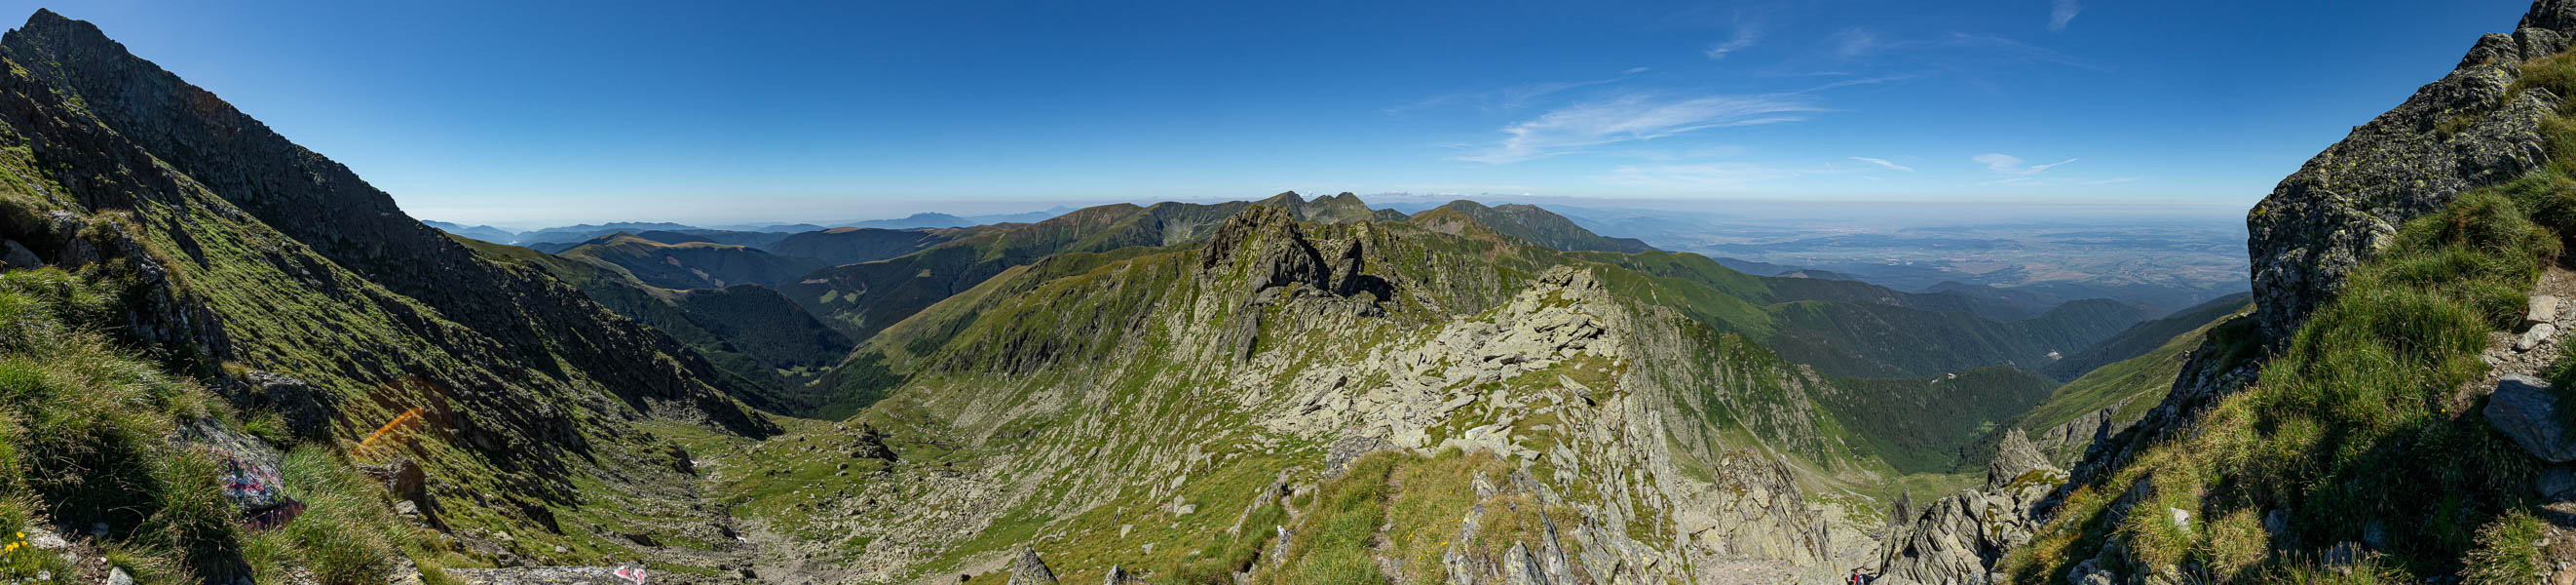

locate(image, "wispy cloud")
[[1388, 68, 1649, 114], [1460, 94, 1822, 164], [1974, 153, 2076, 175], [1982, 176, 2138, 187], [2049, 0, 2082, 32], [1940, 32, 2108, 71], [1704, 16, 1763, 59], [1849, 156, 1915, 172], [1829, 27, 1879, 58], [1593, 162, 1829, 190]]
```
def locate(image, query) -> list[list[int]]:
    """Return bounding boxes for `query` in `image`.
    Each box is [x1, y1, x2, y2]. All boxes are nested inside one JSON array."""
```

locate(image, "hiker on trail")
[[1848, 568, 1863, 585]]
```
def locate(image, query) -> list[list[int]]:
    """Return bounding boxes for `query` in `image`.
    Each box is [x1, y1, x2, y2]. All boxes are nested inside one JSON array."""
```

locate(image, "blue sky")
[[7, 1, 2535, 226]]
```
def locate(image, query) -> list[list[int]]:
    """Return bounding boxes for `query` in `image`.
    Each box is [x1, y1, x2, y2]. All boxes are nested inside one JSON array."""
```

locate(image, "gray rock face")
[[1007, 547, 1058, 585], [2487, 374, 2576, 462], [1876, 432, 2068, 585], [2248, 3, 2576, 340], [2027, 405, 2129, 466], [227, 370, 334, 440], [1986, 429, 2051, 490]]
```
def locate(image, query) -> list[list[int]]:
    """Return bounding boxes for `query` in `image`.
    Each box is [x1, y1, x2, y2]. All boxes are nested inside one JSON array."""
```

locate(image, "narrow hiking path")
[[2454, 263, 2576, 410]]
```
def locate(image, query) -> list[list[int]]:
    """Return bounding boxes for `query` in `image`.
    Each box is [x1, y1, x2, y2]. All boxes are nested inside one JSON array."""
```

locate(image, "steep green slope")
[[463, 238, 852, 411], [1573, 251, 2150, 378], [2038, 292, 2253, 381], [777, 197, 1282, 339], [1416, 200, 1653, 253], [1822, 367, 2059, 474], [2016, 300, 2249, 438], [0, 9, 776, 574], [2008, 171, 2565, 584], [1764, 298, 2148, 378], [0, 268, 459, 583], [555, 233, 826, 289], [759, 225, 980, 266]]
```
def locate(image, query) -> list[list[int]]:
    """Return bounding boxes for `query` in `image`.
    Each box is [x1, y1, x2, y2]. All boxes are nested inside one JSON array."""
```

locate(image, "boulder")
[[170, 419, 295, 517], [1007, 547, 1058, 585], [2531, 295, 2562, 331], [2485, 374, 2576, 462], [0, 240, 39, 270], [2522, 323, 2559, 352], [227, 370, 333, 440]]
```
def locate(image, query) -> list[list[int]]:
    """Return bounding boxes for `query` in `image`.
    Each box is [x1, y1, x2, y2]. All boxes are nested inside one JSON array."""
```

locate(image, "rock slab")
[[2487, 374, 2576, 462]]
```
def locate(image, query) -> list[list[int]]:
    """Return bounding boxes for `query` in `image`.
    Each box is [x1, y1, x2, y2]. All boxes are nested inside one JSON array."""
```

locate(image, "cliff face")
[[2248, 0, 2576, 339]]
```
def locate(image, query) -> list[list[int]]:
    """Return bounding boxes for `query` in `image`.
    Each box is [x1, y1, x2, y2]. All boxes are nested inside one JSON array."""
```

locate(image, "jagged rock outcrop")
[[1875, 430, 2065, 585], [2248, 0, 2576, 339], [1201, 204, 1331, 297], [848, 423, 897, 461], [1007, 547, 1058, 585], [2027, 405, 2127, 466]]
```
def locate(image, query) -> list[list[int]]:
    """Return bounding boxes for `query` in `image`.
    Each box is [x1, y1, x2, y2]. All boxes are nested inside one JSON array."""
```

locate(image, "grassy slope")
[[719, 213, 1899, 582], [2039, 292, 2254, 381], [1572, 251, 2149, 378], [2015, 300, 2252, 436], [555, 233, 827, 289], [462, 237, 852, 411], [0, 11, 780, 576], [1418, 200, 1654, 253], [759, 226, 967, 266], [2004, 145, 2576, 582], [1822, 367, 2060, 474], [0, 268, 460, 584]]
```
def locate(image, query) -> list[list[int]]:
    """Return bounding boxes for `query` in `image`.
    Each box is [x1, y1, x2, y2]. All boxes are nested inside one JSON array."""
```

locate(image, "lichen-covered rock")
[[2249, 1, 2576, 340]]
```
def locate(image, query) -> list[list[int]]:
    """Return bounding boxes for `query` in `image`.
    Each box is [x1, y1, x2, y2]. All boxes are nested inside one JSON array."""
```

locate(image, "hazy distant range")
[[1540, 203, 2252, 315], [435, 198, 2250, 315]]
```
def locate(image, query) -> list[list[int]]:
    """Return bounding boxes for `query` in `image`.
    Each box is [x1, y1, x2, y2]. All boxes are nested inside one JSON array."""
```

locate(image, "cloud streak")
[[1388, 68, 1649, 114], [2050, 0, 2081, 32], [1461, 94, 1822, 164], [1849, 156, 1915, 172], [1592, 162, 1827, 190], [1705, 17, 1763, 59], [1974, 153, 2075, 175]]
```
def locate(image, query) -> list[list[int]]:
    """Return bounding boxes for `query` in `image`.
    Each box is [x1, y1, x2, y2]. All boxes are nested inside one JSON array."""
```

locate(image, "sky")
[[2, 1, 2538, 226]]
